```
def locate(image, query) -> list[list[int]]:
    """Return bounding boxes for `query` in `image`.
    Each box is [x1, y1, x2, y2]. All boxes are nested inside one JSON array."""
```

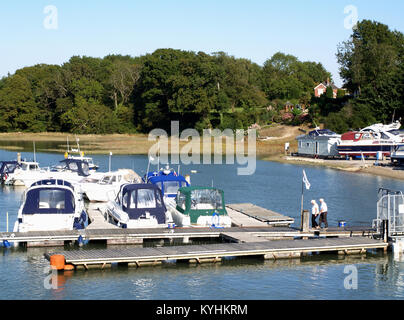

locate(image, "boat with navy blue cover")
[[0, 161, 20, 184], [13, 179, 87, 233], [106, 183, 172, 228]]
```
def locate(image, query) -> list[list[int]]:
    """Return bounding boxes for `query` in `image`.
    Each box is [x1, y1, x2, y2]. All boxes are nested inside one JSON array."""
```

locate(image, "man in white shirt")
[[319, 198, 328, 229], [311, 200, 319, 229]]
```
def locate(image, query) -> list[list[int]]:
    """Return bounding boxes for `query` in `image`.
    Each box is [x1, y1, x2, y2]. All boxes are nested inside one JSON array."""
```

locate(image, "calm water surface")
[[1, 148, 404, 300]]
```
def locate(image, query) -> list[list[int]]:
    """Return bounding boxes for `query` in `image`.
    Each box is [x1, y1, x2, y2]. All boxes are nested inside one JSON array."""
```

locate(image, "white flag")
[[303, 170, 311, 190]]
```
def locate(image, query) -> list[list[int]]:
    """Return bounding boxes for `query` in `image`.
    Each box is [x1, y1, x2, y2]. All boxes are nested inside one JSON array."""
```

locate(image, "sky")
[[0, 0, 403, 87]]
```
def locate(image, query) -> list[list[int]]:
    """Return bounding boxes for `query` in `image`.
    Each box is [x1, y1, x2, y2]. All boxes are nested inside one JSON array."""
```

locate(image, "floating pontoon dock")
[[45, 237, 388, 270]]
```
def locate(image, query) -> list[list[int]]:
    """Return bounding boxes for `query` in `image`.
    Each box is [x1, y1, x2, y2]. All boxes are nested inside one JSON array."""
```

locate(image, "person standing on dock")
[[319, 199, 328, 230], [311, 200, 319, 229]]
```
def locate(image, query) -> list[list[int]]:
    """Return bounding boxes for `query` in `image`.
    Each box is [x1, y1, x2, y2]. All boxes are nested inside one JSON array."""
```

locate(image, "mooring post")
[[301, 210, 310, 232], [382, 219, 389, 243]]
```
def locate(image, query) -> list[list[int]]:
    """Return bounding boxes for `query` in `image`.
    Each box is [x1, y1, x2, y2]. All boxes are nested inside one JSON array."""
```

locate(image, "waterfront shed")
[[296, 129, 341, 157]]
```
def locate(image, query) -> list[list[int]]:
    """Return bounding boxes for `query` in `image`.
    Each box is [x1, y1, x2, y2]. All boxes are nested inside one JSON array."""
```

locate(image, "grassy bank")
[[3, 128, 404, 181], [0, 125, 303, 156]]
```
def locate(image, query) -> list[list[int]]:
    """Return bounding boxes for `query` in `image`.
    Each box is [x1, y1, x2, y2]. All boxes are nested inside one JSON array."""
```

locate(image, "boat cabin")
[[24, 180, 76, 212], [17, 179, 86, 232], [56, 159, 90, 177], [147, 174, 189, 198], [145, 165, 189, 198], [116, 184, 166, 224], [175, 186, 227, 224], [18, 161, 40, 172]]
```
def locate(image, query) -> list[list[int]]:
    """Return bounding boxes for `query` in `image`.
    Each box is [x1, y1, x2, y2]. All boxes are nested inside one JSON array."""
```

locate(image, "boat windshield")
[[162, 181, 187, 195], [1, 162, 18, 173], [82, 163, 90, 175], [100, 175, 112, 184], [190, 189, 223, 210], [125, 188, 161, 209], [39, 189, 66, 209], [21, 163, 39, 171]]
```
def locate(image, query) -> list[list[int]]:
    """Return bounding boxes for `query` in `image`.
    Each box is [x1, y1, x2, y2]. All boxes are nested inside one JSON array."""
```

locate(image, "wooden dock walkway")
[[0, 225, 378, 247], [45, 237, 388, 269], [226, 203, 294, 227]]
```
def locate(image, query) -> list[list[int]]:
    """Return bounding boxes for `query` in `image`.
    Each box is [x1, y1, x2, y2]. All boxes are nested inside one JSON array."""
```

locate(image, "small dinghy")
[[167, 186, 232, 228], [13, 179, 88, 233], [106, 183, 172, 228]]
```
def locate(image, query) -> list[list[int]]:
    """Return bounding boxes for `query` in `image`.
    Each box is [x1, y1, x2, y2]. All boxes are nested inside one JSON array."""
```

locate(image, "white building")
[[296, 129, 341, 157]]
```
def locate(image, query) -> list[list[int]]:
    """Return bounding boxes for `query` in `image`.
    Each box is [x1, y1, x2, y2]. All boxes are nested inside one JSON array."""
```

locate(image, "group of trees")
[[0, 48, 330, 134], [311, 20, 404, 133], [3, 19, 400, 135]]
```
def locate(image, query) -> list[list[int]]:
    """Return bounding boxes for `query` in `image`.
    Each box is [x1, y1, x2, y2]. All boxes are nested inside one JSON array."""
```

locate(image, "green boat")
[[167, 186, 232, 227]]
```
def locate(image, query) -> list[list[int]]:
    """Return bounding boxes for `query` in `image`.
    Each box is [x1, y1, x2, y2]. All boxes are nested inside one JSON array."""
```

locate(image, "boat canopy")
[[147, 174, 189, 197], [22, 187, 75, 215], [175, 186, 227, 223], [58, 159, 90, 176], [0, 161, 20, 175], [119, 184, 166, 224], [30, 179, 74, 190]]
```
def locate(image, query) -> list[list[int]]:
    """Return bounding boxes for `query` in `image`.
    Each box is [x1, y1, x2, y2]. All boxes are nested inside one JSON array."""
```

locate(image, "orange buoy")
[[50, 254, 65, 271], [63, 264, 75, 271]]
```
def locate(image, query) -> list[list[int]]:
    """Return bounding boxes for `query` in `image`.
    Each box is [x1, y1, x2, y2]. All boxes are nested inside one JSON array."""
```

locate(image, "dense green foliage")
[[0, 49, 330, 133], [311, 20, 404, 133]]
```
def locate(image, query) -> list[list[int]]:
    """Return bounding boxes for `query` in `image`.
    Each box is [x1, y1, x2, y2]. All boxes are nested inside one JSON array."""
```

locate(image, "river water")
[[1, 148, 404, 300]]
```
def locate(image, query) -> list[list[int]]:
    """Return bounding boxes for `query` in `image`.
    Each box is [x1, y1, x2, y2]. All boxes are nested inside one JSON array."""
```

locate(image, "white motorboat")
[[338, 121, 404, 158], [167, 186, 232, 228], [7, 159, 100, 187], [13, 179, 88, 233], [4, 160, 45, 186], [106, 183, 172, 228], [80, 169, 141, 202], [64, 136, 99, 171]]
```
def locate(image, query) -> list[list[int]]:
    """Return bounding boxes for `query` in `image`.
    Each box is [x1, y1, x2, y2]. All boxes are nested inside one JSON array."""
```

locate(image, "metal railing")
[[374, 188, 404, 237]]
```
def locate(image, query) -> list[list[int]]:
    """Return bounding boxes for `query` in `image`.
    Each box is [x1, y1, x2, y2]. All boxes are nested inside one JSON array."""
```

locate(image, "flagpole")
[[301, 178, 304, 215]]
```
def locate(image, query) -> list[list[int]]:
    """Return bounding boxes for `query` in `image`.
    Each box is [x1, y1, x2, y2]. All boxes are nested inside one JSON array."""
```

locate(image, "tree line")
[[2, 19, 400, 135], [311, 20, 404, 133], [0, 49, 330, 134]]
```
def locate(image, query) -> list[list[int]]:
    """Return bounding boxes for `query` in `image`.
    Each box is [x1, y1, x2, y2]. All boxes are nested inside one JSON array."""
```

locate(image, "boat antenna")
[[33, 141, 36, 163], [157, 139, 160, 172], [146, 156, 153, 183], [67, 136, 70, 153], [75, 135, 81, 154], [178, 165, 180, 176]]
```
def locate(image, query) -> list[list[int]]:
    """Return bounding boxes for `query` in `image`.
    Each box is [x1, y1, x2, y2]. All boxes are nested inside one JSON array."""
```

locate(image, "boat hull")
[[337, 144, 393, 157]]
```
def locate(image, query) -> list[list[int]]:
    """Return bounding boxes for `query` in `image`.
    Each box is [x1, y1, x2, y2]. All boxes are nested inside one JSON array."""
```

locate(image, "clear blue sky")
[[1, 0, 403, 86]]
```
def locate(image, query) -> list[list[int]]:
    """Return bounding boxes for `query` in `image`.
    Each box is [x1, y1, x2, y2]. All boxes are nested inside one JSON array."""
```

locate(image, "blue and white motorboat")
[[106, 183, 172, 228], [144, 165, 190, 200], [13, 179, 88, 233]]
